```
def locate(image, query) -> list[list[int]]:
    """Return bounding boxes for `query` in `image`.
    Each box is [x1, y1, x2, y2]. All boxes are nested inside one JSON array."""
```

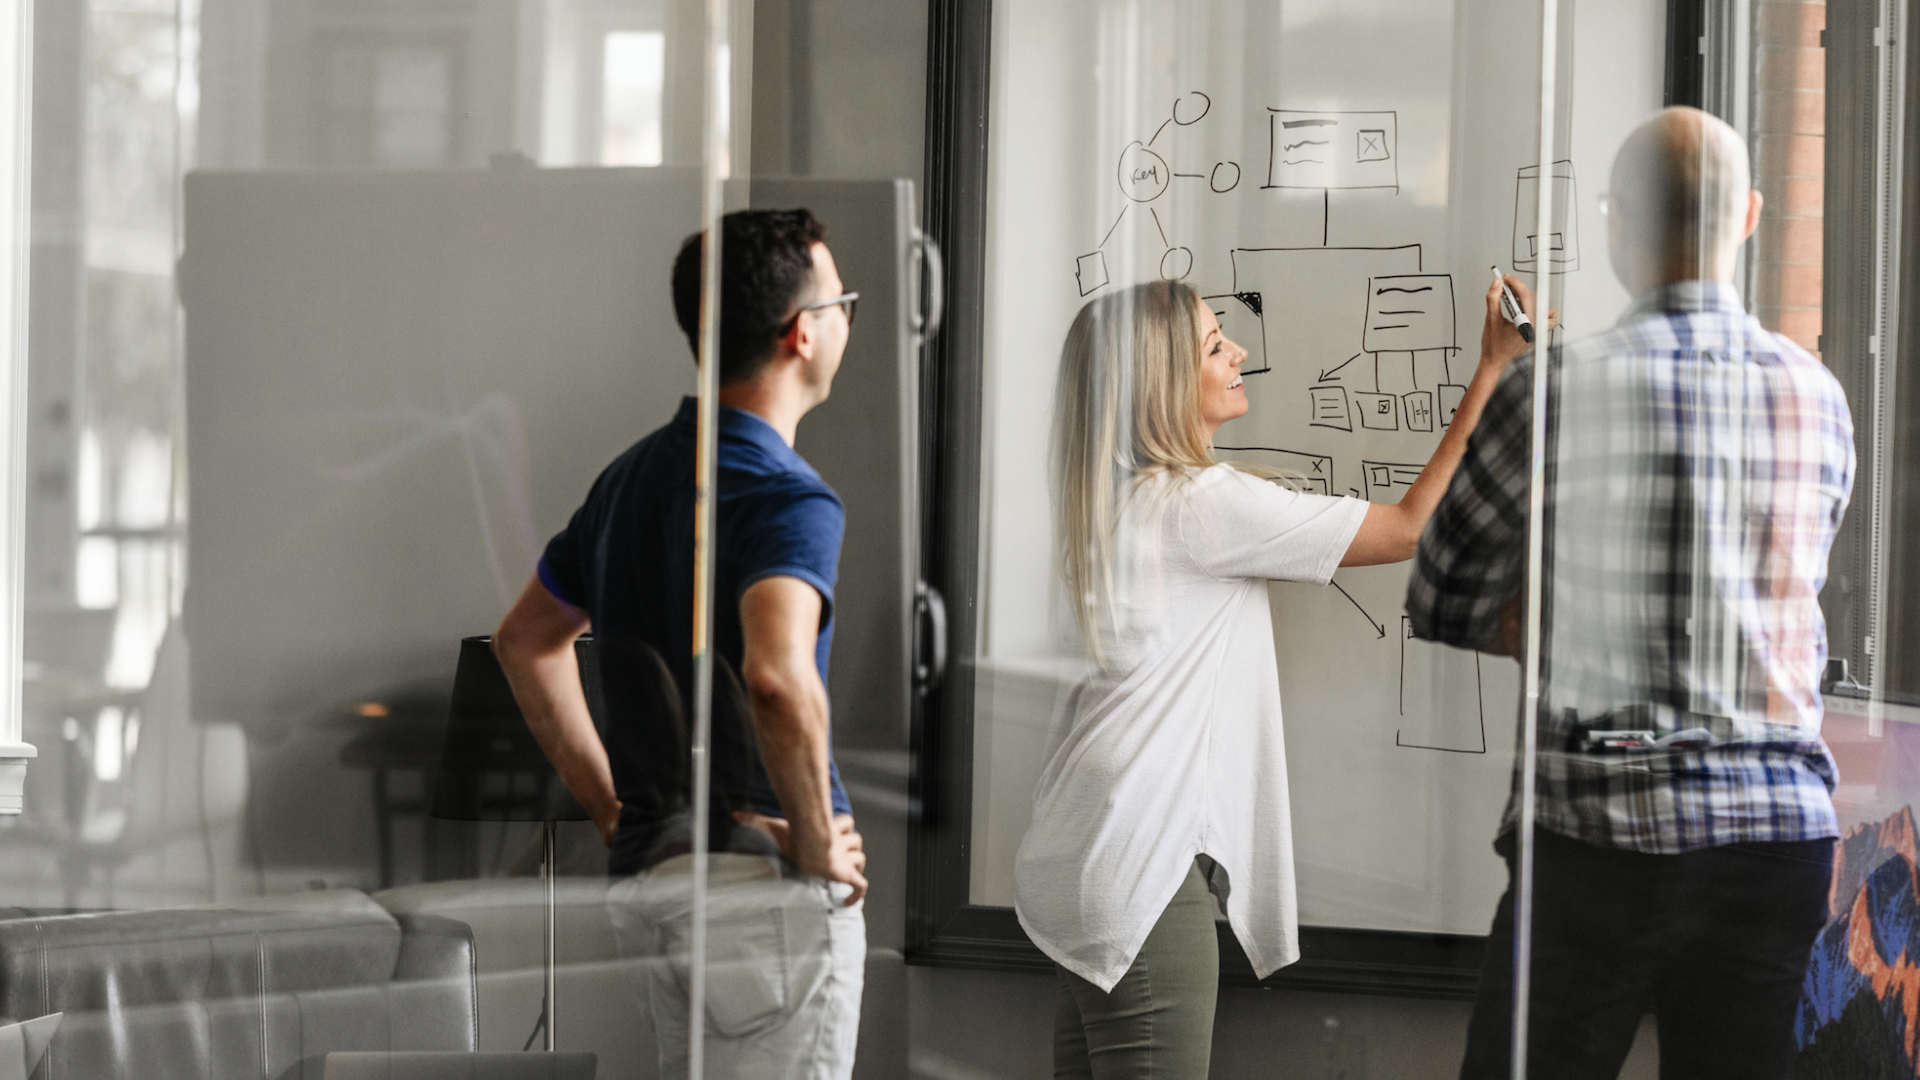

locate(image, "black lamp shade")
[[429, 635, 597, 822]]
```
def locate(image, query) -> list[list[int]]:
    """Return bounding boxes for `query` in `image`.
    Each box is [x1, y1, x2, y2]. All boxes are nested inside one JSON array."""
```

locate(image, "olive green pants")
[[1053, 858, 1220, 1079]]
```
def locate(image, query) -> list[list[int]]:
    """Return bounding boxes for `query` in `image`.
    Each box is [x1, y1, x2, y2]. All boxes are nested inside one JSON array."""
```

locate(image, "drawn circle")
[[1209, 161, 1241, 193], [1159, 246, 1193, 281], [1172, 91, 1212, 126], [1117, 142, 1171, 203]]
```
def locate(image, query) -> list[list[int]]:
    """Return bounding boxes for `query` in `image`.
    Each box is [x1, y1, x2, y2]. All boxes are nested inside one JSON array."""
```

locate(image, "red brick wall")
[[1750, 1, 1826, 353]]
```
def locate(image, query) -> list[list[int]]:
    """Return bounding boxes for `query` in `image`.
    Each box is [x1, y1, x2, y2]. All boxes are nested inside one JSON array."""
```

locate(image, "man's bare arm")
[[493, 576, 622, 846], [739, 575, 867, 904]]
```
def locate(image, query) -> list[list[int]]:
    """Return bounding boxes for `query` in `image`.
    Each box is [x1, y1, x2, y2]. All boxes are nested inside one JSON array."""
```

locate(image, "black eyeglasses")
[[779, 291, 859, 334]]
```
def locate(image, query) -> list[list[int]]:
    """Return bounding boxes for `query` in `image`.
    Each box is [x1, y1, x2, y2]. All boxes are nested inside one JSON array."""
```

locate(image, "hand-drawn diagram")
[[1396, 617, 1490, 754], [1060, 93, 1511, 762], [1513, 159, 1580, 273], [1361, 460, 1424, 503], [1227, 247, 1466, 432], [1264, 110, 1399, 192], [1213, 445, 1335, 494], [1203, 292, 1270, 375], [1075, 91, 1241, 294], [1231, 244, 1422, 389]]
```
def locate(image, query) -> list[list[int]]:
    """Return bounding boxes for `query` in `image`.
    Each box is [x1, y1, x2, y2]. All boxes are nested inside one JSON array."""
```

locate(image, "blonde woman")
[[1018, 276, 1541, 1077]]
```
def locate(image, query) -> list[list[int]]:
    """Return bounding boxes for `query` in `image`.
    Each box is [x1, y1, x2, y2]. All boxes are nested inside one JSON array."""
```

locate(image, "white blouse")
[[1014, 465, 1368, 991]]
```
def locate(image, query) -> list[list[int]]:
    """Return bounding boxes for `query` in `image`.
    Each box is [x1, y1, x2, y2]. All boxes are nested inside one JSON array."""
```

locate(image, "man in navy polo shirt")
[[492, 208, 867, 1079]]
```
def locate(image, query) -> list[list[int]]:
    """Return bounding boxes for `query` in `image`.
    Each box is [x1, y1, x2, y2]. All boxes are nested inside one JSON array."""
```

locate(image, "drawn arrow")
[[1318, 353, 1364, 383], [1330, 580, 1387, 639]]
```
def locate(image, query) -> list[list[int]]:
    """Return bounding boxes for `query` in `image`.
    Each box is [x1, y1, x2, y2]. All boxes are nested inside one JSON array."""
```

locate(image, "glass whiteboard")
[[968, 0, 1667, 935]]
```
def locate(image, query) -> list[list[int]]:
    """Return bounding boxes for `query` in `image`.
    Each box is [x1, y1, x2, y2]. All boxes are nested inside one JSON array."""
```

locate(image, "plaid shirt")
[[1406, 281, 1855, 853]]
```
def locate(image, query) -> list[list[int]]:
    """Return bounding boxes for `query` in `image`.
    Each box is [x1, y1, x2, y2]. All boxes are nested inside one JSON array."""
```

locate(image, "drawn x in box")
[[1266, 110, 1398, 191]]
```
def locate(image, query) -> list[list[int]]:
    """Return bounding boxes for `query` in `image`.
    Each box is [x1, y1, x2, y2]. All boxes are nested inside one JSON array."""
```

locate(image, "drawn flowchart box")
[[1308, 385, 1352, 431], [1396, 616, 1489, 754], [1439, 383, 1467, 426], [1265, 110, 1399, 191], [1214, 445, 1335, 495], [1355, 391, 1400, 431], [1204, 292, 1270, 374], [1402, 391, 1435, 432], [1513, 160, 1580, 272], [1075, 251, 1109, 296], [1363, 275, 1455, 353], [1362, 460, 1424, 503]]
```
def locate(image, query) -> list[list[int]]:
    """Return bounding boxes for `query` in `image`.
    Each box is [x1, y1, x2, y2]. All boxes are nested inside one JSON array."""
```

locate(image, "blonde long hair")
[[1053, 281, 1219, 652]]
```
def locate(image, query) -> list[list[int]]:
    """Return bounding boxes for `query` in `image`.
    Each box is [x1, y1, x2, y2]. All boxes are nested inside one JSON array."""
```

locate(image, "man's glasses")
[[780, 291, 859, 334]]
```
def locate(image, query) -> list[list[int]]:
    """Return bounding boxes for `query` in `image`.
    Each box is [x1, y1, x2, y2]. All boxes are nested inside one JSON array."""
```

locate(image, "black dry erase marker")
[[1490, 266, 1534, 344]]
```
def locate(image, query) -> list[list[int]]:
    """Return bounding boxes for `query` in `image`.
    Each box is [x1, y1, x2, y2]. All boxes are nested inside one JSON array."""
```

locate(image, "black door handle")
[[914, 582, 947, 692]]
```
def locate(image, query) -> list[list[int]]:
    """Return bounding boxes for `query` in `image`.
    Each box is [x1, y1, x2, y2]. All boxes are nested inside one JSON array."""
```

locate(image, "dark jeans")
[[1460, 828, 1833, 1080]]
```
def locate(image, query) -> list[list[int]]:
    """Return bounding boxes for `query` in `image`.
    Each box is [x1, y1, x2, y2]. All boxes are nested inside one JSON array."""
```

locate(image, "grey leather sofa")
[[372, 878, 650, 1078], [0, 889, 477, 1080]]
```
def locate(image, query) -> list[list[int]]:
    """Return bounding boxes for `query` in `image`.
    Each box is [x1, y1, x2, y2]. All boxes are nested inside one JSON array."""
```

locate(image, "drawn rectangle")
[[1266, 110, 1398, 191], [1308, 385, 1352, 431], [1526, 232, 1566, 258], [1355, 391, 1399, 431], [1513, 160, 1580, 272], [1214, 446, 1334, 495], [1396, 616, 1489, 754], [1439, 383, 1467, 426], [1363, 274, 1455, 353], [1075, 251, 1109, 296], [1203, 292, 1270, 374], [1361, 459, 1424, 503], [1401, 391, 1434, 432]]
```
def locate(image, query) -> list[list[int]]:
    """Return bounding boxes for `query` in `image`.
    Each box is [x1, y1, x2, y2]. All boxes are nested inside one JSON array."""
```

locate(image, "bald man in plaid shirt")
[[1408, 108, 1854, 1079]]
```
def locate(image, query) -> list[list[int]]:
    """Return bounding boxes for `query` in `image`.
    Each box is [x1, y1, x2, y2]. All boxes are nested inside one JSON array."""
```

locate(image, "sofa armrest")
[[392, 914, 478, 1051]]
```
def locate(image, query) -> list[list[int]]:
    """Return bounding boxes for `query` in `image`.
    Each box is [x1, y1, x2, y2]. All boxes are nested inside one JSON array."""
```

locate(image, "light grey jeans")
[[608, 851, 866, 1080]]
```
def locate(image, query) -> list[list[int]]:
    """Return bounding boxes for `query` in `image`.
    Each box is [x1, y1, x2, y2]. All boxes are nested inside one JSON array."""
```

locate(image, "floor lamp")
[[430, 634, 596, 1052]]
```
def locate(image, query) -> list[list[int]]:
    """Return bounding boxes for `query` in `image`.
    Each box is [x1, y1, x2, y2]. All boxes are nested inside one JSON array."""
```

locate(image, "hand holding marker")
[[1490, 266, 1534, 344]]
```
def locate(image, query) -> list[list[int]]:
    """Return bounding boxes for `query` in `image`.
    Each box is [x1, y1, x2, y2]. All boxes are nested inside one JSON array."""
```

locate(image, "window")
[[601, 31, 665, 166]]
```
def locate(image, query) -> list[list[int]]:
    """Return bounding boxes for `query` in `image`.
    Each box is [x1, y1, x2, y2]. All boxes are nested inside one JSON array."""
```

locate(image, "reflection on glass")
[[369, 47, 454, 169], [1419, 106, 1858, 1078]]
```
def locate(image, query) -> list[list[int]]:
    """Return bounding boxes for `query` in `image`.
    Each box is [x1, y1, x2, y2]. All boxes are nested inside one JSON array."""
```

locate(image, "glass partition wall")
[[0, 0, 902, 1075], [0, 0, 1912, 1077], [1, 0, 934, 1074], [913, 0, 1920, 1075]]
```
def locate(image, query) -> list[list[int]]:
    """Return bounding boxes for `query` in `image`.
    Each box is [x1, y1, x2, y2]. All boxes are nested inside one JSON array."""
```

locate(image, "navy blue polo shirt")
[[538, 396, 852, 875]]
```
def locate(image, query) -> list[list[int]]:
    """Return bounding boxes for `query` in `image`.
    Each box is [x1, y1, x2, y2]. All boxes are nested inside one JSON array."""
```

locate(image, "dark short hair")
[[671, 209, 829, 385]]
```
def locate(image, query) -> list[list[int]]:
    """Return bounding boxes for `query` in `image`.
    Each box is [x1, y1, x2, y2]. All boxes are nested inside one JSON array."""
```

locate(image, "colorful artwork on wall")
[[1794, 806, 1920, 1077]]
